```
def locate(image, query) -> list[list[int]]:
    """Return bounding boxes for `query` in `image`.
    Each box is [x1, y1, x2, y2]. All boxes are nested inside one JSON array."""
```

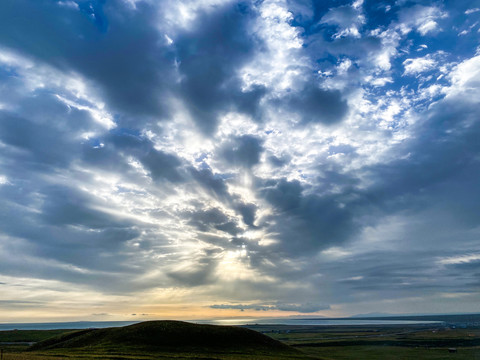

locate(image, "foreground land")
[[1, 319, 480, 359], [0, 321, 313, 360], [246, 323, 480, 360]]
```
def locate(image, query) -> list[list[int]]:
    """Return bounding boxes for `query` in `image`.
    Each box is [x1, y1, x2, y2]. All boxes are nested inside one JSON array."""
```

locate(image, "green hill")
[[28, 320, 302, 357]]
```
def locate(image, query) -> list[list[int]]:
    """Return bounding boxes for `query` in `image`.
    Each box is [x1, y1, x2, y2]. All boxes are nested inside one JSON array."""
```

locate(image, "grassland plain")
[[255, 324, 480, 360], [2, 321, 480, 359]]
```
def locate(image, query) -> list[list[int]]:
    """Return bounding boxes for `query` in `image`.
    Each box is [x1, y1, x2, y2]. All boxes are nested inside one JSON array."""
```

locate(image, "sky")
[[0, 0, 480, 323]]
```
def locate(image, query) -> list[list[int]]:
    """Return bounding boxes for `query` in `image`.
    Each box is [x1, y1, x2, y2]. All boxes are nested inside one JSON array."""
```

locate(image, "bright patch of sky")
[[0, 0, 479, 321]]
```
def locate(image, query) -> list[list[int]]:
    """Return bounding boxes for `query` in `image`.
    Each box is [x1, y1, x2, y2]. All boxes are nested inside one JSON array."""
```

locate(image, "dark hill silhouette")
[[29, 320, 296, 354]]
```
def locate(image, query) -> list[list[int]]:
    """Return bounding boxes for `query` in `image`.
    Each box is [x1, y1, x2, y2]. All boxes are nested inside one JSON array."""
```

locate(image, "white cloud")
[[465, 8, 480, 15], [0, 175, 10, 185], [56, 1, 79, 10], [321, 3, 365, 39], [240, 0, 305, 93], [372, 28, 402, 71], [162, 0, 237, 30], [445, 54, 480, 98], [417, 19, 439, 35], [320, 247, 352, 259], [0, 47, 113, 134], [398, 5, 447, 36], [438, 253, 480, 265], [403, 56, 437, 75]]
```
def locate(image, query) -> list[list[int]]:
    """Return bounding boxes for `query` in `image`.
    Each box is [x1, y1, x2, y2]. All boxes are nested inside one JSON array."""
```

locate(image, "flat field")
[[0, 350, 312, 360], [1, 323, 480, 359], [249, 324, 480, 360], [0, 342, 313, 360]]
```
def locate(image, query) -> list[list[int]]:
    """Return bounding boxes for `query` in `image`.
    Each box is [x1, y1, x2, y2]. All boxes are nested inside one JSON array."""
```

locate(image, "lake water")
[[0, 318, 442, 331]]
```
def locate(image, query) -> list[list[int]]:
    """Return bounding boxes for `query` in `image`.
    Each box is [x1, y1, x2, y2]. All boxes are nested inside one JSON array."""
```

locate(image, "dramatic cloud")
[[0, 0, 479, 322]]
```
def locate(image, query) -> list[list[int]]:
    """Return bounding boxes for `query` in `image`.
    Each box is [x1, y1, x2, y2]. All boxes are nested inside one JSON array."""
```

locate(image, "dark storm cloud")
[[0, 0, 174, 121], [174, 2, 265, 133]]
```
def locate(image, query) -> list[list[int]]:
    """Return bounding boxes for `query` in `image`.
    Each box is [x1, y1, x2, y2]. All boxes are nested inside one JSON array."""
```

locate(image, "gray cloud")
[[273, 83, 349, 125], [258, 178, 357, 255], [210, 302, 330, 313], [0, 300, 46, 308], [189, 168, 232, 202], [235, 203, 258, 227], [274, 302, 330, 313], [174, 2, 265, 133], [0, 0, 174, 122], [186, 207, 242, 236], [0, 0, 479, 318], [268, 154, 291, 168], [220, 135, 264, 168], [321, 4, 362, 29], [210, 304, 272, 311], [167, 254, 219, 287]]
